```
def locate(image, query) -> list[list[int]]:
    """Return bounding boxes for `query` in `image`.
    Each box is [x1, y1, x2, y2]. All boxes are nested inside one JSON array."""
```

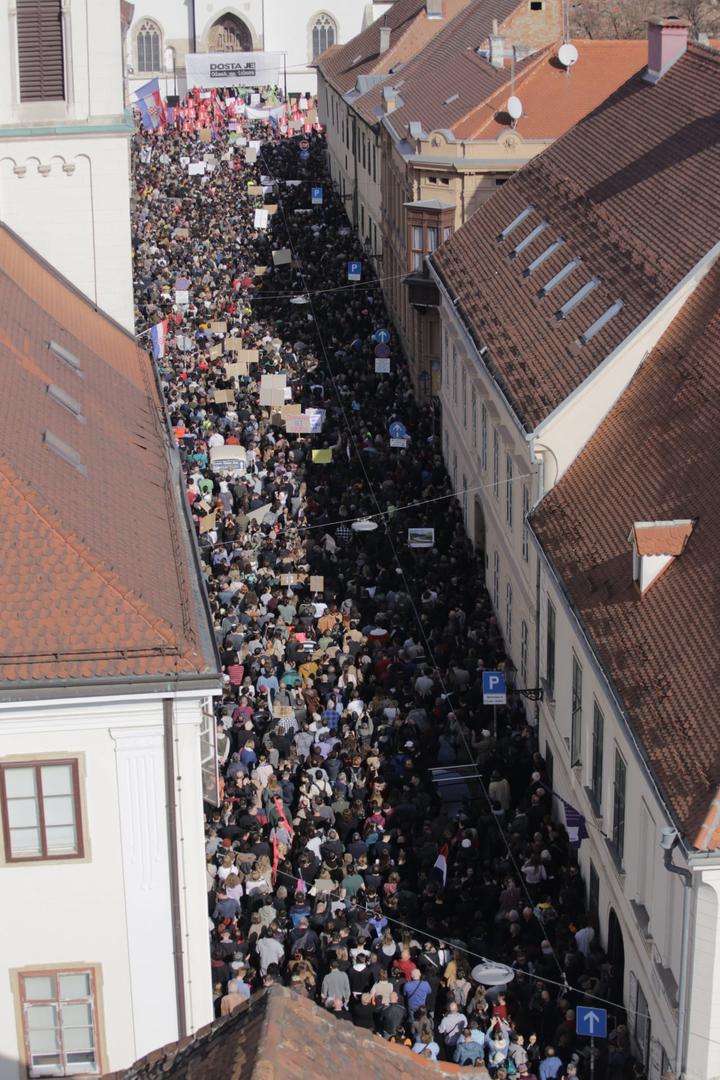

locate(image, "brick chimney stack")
[[645, 15, 690, 83]]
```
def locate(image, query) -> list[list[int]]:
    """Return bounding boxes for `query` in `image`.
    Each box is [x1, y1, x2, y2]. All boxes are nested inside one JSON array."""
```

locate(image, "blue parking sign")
[[311, 186, 323, 205], [482, 671, 506, 705], [576, 1007, 607, 1038], [347, 261, 362, 281]]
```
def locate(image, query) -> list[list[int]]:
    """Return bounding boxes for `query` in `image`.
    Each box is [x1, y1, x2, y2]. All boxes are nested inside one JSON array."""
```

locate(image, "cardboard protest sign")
[[280, 573, 298, 586], [188, 162, 206, 176], [272, 248, 292, 266], [408, 527, 435, 548], [306, 408, 325, 433], [204, 154, 217, 165], [225, 361, 248, 379], [310, 575, 324, 592], [245, 147, 257, 164], [199, 512, 216, 534], [209, 344, 223, 360], [281, 403, 301, 416], [254, 208, 269, 230], [175, 289, 190, 306], [238, 349, 259, 364], [312, 449, 333, 464], [210, 321, 227, 333], [174, 227, 190, 240], [212, 389, 235, 404], [247, 502, 272, 524], [248, 184, 264, 197], [180, 155, 190, 166], [260, 373, 287, 407], [266, 204, 279, 215], [199, 128, 211, 143], [224, 338, 245, 353], [255, 266, 268, 277]]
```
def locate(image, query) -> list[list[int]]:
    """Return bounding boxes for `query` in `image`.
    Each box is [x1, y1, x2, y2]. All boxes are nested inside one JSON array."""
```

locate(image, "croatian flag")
[[432, 843, 449, 888], [150, 319, 168, 359], [135, 78, 164, 131]]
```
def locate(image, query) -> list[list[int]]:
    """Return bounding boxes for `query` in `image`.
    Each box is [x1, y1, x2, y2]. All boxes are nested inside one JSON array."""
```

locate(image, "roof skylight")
[[579, 299, 624, 343], [523, 238, 563, 276], [497, 206, 534, 242], [555, 277, 601, 319], [47, 383, 85, 421], [43, 430, 86, 474], [537, 258, 580, 298], [510, 221, 548, 258], [49, 340, 83, 376]]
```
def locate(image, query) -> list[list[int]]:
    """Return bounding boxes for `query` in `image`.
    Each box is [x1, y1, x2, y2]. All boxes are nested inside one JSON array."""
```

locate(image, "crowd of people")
[[131, 90, 640, 1079]]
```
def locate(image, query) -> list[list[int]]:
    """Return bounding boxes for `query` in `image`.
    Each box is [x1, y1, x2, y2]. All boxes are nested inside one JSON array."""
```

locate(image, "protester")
[[131, 90, 629, 1076]]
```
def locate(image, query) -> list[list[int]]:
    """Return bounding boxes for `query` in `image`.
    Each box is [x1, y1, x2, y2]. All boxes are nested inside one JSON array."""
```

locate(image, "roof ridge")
[[0, 455, 194, 656]]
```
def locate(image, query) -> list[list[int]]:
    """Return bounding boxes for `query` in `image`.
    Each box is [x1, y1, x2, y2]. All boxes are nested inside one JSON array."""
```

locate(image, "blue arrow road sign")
[[576, 1007, 607, 1038], [388, 421, 408, 440], [347, 261, 362, 281], [482, 671, 506, 705], [311, 186, 323, 204], [373, 328, 391, 345]]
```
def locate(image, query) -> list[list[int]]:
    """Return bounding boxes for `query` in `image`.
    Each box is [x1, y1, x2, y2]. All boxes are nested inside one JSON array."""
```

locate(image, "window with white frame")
[[311, 13, 337, 60], [520, 620, 528, 684], [506, 454, 513, 527], [545, 598, 556, 698], [505, 582, 513, 645], [200, 709, 219, 806], [522, 484, 530, 561], [136, 19, 162, 73], [591, 700, 604, 809], [493, 428, 499, 496], [481, 403, 488, 471], [20, 969, 100, 1076], [471, 389, 477, 447]]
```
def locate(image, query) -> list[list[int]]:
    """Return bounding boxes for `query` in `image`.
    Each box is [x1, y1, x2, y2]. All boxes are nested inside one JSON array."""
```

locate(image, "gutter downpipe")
[[664, 840, 693, 1077], [163, 697, 188, 1039], [190, 0, 197, 53]]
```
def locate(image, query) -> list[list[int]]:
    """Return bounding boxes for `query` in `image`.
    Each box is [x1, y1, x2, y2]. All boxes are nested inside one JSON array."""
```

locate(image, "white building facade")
[[0, 689, 219, 1080], [127, 1, 394, 98], [0, 0, 135, 330]]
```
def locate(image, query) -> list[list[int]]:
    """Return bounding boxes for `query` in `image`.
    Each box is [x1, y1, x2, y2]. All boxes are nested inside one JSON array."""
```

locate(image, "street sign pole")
[[590, 1036, 595, 1080]]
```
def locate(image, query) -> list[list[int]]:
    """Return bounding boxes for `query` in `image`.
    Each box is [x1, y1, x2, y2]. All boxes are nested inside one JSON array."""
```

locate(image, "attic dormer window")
[[628, 520, 694, 594]]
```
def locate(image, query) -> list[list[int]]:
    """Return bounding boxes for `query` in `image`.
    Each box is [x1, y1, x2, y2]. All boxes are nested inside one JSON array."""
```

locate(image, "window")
[[471, 389, 477, 447], [452, 451, 458, 493], [312, 13, 337, 60], [588, 861, 600, 914], [591, 701, 604, 809], [493, 552, 500, 609], [0, 761, 83, 862], [545, 598, 556, 698], [520, 620, 528, 684], [530, 0, 544, 8], [461, 369, 467, 427], [451, 345, 458, 404], [427, 226, 439, 252], [493, 429, 499, 496], [571, 654, 583, 765], [631, 978, 651, 1067], [209, 14, 252, 52], [411, 225, 424, 271], [444, 226, 453, 242], [505, 454, 513, 527], [20, 969, 99, 1076], [522, 484, 530, 561], [481, 404, 488, 471], [505, 582, 513, 646], [612, 749, 627, 863], [136, 19, 161, 73], [407, 211, 453, 272], [200, 710, 219, 806], [17, 0, 65, 102]]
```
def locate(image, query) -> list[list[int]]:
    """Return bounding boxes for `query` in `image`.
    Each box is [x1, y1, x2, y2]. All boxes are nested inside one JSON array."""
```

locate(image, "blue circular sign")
[[374, 343, 390, 358], [373, 328, 391, 345]]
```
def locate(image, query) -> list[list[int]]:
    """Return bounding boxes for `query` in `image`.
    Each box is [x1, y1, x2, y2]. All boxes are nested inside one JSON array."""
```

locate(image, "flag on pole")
[[564, 802, 589, 848], [432, 843, 449, 888], [150, 319, 168, 359], [134, 78, 164, 131]]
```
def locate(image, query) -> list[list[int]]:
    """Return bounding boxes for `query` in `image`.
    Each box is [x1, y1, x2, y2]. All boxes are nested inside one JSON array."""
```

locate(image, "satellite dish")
[[558, 42, 579, 67], [507, 96, 523, 121]]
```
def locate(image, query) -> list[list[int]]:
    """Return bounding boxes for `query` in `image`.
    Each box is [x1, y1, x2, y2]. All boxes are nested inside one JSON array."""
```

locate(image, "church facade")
[[127, 1, 395, 97]]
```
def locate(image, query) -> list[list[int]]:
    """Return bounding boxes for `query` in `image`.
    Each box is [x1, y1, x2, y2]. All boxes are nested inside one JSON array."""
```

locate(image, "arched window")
[[208, 15, 253, 52], [311, 13, 337, 60], [136, 19, 162, 73]]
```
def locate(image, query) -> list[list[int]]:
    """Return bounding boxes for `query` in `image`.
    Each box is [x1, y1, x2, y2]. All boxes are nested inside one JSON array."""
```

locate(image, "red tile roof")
[[105, 986, 488, 1080], [631, 521, 694, 557], [0, 225, 217, 686], [531, 261, 720, 848], [316, 0, 472, 97], [355, 0, 528, 130], [454, 40, 647, 140], [432, 43, 720, 429]]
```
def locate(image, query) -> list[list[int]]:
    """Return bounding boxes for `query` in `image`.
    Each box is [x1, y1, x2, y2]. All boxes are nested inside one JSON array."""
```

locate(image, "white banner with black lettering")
[[185, 52, 284, 89]]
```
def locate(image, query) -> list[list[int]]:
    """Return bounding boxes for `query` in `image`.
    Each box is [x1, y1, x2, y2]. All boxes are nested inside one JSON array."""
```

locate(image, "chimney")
[[383, 86, 398, 114], [489, 34, 505, 68], [645, 15, 690, 83], [426, 0, 444, 18], [379, 26, 391, 53]]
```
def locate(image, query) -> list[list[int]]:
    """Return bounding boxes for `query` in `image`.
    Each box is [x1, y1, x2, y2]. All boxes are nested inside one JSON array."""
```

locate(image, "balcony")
[[404, 272, 439, 308]]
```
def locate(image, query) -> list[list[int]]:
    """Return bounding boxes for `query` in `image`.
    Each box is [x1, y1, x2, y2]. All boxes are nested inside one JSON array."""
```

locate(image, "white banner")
[[185, 52, 284, 89]]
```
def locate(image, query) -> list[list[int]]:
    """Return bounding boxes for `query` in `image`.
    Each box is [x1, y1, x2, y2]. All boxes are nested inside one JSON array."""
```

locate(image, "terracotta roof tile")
[[531, 261, 720, 847], [432, 43, 720, 429], [632, 520, 693, 556], [0, 225, 218, 685], [109, 987, 487, 1080]]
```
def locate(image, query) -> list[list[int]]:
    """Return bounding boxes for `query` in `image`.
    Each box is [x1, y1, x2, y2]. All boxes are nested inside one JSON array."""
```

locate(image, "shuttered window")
[[17, 0, 65, 102]]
